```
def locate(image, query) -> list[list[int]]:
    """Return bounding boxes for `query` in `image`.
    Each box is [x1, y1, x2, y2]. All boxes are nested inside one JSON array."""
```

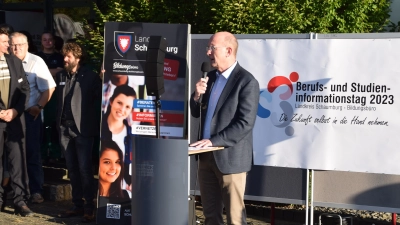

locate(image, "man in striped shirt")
[[0, 27, 32, 216]]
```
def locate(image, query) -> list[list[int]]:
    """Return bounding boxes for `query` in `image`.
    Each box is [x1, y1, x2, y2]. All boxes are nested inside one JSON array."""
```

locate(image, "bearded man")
[[55, 42, 101, 223]]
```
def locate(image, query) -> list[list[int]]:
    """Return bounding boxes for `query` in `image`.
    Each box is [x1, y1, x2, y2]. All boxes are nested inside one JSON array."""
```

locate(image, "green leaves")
[[76, 0, 392, 71], [207, 0, 390, 34]]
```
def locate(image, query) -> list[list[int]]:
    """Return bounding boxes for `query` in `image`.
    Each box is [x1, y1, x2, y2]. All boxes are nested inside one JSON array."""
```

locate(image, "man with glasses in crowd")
[[10, 32, 56, 204]]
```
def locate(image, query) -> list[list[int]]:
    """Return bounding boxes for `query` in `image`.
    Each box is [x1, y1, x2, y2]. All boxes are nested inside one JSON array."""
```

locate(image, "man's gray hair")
[[10, 32, 28, 43]]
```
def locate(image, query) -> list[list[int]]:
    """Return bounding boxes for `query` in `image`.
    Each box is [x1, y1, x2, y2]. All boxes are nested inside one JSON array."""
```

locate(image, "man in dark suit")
[[55, 42, 101, 222], [190, 32, 260, 225], [0, 27, 33, 216]]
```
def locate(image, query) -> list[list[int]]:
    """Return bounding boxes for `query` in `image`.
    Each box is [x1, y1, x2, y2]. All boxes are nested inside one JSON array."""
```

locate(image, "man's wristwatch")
[[36, 103, 44, 109]]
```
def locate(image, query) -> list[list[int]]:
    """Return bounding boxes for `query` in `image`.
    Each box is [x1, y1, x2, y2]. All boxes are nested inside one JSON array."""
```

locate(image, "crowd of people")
[[0, 23, 102, 223], [0, 22, 142, 224]]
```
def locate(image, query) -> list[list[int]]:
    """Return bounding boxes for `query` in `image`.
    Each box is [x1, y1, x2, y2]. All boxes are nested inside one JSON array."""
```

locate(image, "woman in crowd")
[[101, 85, 136, 194], [36, 32, 64, 157], [36, 32, 64, 76]]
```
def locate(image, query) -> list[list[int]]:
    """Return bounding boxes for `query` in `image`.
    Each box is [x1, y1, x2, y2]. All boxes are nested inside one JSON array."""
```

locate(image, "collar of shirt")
[[22, 52, 30, 64], [0, 54, 5, 61], [217, 61, 237, 79], [67, 67, 80, 78]]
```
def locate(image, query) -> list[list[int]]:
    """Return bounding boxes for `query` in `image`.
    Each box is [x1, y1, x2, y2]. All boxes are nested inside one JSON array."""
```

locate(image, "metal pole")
[[270, 202, 275, 225], [310, 170, 314, 225], [306, 169, 310, 225], [155, 97, 161, 138], [44, 0, 54, 32], [88, 0, 95, 28]]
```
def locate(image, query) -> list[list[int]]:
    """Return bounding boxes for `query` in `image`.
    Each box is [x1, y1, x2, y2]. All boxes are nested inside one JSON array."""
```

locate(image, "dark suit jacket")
[[55, 66, 102, 137], [190, 63, 260, 174], [0, 54, 30, 138]]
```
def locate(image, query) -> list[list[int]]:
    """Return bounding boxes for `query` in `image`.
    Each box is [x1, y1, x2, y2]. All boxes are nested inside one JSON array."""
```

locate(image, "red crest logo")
[[114, 31, 134, 57]]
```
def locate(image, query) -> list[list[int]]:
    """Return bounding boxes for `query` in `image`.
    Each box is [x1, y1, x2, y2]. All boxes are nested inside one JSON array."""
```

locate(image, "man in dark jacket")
[[0, 26, 32, 216], [55, 42, 101, 222], [190, 31, 260, 225]]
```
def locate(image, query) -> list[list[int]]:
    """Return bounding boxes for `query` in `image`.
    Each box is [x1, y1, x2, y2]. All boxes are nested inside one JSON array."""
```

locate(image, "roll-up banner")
[[97, 22, 190, 224]]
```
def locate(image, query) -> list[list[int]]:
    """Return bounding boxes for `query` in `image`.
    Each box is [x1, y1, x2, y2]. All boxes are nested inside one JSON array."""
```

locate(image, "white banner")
[[238, 39, 400, 175]]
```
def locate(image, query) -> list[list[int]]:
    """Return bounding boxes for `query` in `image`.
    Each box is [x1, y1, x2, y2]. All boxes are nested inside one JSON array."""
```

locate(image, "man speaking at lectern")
[[190, 31, 260, 225]]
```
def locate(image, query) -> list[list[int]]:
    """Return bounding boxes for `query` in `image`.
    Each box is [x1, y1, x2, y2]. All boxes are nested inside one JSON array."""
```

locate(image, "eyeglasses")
[[11, 43, 26, 48], [206, 46, 226, 52]]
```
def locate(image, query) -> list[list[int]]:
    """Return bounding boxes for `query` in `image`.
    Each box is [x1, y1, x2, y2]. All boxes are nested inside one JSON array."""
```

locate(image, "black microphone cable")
[[192, 62, 211, 225]]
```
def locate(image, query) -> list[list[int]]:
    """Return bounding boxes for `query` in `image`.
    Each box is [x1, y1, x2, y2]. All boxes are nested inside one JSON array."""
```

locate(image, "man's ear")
[[226, 47, 233, 57]]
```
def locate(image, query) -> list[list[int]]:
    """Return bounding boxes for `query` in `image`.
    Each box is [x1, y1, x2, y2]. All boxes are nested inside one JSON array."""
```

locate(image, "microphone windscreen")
[[201, 62, 211, 73]]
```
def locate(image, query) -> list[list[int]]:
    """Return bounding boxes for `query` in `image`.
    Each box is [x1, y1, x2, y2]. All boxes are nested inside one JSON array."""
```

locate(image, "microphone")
[[201, 62, 211, 79], [198, 62, 211, 103]]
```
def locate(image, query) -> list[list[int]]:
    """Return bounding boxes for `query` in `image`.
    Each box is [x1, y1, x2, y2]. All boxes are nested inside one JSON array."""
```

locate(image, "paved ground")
[[0, 200, 298, 225], [194, 205, 300, 225], [0, 200, 96, 225], [2, 199, 395, 225], [0, 165, 297, 225]]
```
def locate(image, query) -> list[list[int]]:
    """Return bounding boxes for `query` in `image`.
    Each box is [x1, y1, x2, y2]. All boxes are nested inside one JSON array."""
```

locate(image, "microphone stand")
[[154, 95, 161, 139]]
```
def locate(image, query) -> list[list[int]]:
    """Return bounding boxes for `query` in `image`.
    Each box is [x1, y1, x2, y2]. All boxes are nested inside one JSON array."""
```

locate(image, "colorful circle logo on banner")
[[257, 72, 299, 136]]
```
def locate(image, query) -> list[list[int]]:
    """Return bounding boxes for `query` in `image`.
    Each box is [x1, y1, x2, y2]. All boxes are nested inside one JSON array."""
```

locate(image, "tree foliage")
[[210, 0, 391, 34], [76, 0, 392, 71]]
